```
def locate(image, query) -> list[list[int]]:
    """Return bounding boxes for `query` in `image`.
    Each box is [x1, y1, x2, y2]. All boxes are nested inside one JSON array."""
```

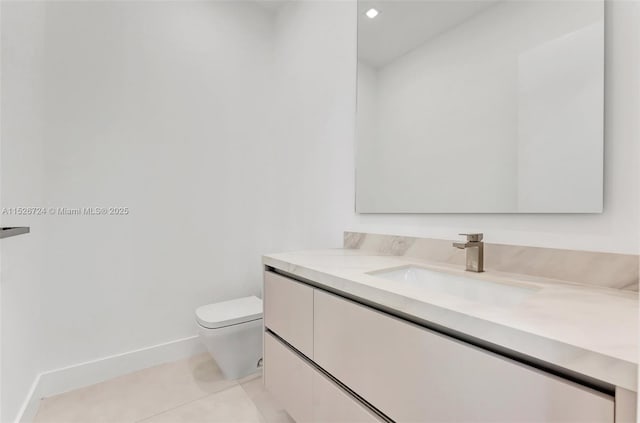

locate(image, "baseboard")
[[16, 375, 43, 423], [16, 335, 205, 423]]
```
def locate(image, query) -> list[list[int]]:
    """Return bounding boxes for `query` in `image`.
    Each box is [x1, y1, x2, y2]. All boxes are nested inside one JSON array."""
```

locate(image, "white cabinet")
[[615, 387, 638, 423], [313, 368, 383, 423], [265, 331, 383, 423], [263, 271, 619, 423], [313, 289, 615, 423], [264, 332, 314, 423], [264, 271, 314, 357]]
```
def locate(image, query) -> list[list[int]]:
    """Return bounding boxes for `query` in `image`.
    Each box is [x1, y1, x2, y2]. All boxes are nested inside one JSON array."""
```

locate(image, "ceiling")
[[358, 0, 499, 68]]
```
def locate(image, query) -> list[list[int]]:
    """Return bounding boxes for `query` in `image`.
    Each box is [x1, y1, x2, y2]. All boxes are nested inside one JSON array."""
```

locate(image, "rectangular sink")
[[369, 266, 539, 308]]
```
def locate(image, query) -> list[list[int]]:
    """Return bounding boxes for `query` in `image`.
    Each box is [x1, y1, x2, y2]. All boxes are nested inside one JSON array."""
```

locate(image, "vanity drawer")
[[265, 331, 385, 423], [313, 366, 385, 423], [264, 332, 313, 423], [313, 289, 614, 423], [264, 271, 313, 357]]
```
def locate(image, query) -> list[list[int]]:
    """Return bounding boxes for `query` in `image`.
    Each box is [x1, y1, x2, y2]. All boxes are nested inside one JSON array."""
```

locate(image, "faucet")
[[453, 233, 484, 273]]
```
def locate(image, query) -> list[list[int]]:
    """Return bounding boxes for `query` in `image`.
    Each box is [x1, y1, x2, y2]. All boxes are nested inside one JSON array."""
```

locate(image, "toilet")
[[195, 295, 263, 380]]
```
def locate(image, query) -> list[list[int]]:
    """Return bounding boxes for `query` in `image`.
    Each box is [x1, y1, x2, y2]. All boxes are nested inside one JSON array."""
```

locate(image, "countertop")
[[263, 248, 638, 392]]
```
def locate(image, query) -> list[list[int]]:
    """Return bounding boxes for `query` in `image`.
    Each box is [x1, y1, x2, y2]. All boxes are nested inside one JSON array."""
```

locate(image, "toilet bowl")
[[195, 295, 263, 380]]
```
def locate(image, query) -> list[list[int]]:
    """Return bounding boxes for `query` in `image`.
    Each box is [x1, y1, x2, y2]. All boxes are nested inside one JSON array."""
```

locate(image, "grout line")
[[133, 382, 242, 423]]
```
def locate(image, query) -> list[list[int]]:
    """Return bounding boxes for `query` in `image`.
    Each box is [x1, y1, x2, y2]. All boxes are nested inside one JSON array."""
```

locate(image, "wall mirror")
[[356, 0, 604, 213]]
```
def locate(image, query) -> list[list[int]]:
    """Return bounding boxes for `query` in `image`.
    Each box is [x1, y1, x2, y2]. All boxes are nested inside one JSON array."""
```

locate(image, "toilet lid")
[[196, 296, 263, 329]]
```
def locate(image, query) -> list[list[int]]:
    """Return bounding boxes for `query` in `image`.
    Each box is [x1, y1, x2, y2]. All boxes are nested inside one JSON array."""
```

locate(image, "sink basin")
[[369, 266, 539, 307]]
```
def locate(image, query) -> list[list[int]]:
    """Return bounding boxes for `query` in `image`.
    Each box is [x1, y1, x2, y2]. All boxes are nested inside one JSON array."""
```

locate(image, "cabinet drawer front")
[[313, 368, 385, 423], [314, 290, 614, 423], [264, 271, 314, 357], [264, 332, 313, 423]]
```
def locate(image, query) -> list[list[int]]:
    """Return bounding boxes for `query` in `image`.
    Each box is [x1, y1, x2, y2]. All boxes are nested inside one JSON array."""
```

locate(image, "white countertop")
[[263, 248, 638, 392]]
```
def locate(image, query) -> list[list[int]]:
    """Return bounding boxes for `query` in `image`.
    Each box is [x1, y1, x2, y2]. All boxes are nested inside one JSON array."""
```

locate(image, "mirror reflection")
[[356, 0, 604, 213]]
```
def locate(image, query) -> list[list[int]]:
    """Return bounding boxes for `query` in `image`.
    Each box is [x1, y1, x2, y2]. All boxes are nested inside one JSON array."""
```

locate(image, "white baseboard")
[[16, 376, 42, 423], [17, 335, 205, 423]]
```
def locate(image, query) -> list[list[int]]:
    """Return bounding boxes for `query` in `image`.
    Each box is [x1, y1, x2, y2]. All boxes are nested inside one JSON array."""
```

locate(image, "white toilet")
[[195, 296, 263, 380]]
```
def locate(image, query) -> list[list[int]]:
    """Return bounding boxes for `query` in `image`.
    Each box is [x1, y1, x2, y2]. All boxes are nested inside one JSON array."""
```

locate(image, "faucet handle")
[[459, 233, 483, 242]]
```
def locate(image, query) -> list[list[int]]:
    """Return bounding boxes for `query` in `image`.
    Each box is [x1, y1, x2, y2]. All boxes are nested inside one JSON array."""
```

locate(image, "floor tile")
[[235, 370, 262, 386], [240, 376, 294, 423], [34, 353, 237, 423], [138, 386, 262, 423]]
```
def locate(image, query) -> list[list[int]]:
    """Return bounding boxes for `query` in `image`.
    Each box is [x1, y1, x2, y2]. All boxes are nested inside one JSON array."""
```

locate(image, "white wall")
[[270, 1, 355, 251], [35, 0, 279, 373], [278, 0, 638, 254], [1, 2, 46, 422], [0, 1, 352, 421], [350, 0, 639, 254]]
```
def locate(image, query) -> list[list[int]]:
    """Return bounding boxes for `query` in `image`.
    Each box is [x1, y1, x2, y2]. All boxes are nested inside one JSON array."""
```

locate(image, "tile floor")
[[33, 353, 294, 423]]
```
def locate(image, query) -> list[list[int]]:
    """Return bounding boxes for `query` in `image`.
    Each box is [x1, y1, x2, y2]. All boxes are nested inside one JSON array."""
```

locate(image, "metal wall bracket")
[[0, 227, 30, 239]]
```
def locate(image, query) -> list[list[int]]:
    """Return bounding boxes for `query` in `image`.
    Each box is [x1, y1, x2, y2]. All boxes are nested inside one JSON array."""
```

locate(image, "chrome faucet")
[[453, 233, 484, 273]]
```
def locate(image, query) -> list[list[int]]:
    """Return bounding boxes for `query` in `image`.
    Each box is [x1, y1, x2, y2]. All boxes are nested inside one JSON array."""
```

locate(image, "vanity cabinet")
[[264, 332, 314, 423], [263, 270, 618, 423], [311, 364, 383, 423], [314, 289, 614, 423], [264, 271, 314, 358], [264, 332, 383, 423]]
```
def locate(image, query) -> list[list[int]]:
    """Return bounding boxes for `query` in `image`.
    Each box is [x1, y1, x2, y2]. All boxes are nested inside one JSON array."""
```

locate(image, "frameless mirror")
[[356, 0, 604, 213]]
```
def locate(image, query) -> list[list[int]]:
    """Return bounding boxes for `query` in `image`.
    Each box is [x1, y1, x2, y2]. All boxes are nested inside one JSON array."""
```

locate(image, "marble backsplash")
[[344, 232, 639, 291]]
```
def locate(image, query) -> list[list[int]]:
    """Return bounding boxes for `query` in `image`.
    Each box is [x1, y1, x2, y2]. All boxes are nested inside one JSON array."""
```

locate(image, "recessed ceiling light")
[[365, 8, 379, 19]]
